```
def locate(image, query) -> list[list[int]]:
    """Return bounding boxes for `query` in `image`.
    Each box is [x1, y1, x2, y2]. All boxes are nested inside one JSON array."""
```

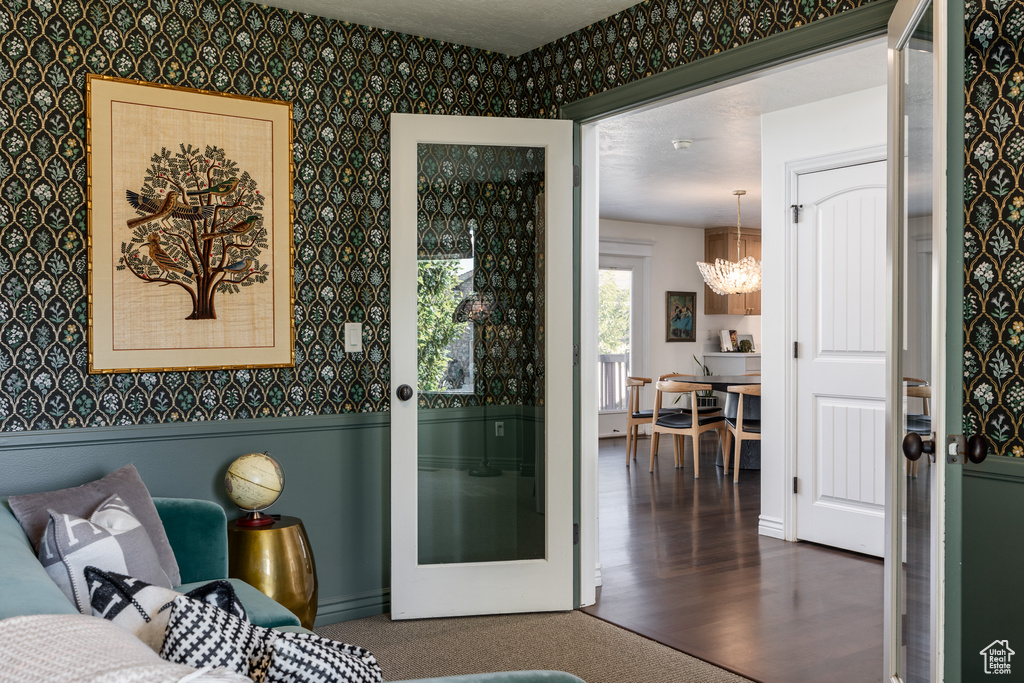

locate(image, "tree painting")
[[117, 144, 270, 320]]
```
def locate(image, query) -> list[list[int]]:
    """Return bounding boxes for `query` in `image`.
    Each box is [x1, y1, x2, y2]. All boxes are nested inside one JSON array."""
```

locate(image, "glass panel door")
[[416, 142, 548, 565], [390, 113, 574, 619], [888, 0, 942, 679]]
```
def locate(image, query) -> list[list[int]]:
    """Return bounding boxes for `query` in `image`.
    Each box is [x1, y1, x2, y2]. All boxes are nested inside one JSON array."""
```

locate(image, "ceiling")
[[597, 39, 889, 229], [259, 2, 889, 229], [259, 0, 639, 56]]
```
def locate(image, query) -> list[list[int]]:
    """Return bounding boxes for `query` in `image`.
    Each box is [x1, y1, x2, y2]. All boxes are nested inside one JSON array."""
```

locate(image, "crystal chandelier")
[[697, 189, 762, 295]]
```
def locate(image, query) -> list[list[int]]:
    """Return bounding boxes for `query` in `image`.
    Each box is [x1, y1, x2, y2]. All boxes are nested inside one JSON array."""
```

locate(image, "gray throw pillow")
[[39, 494, 172, 613], [8, 464, 181, 586]]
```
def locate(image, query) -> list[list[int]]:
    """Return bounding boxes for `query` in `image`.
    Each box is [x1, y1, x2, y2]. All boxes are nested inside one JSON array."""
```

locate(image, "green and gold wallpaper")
[[963, 0, 1024, 455], [1, 0, 880, 432], [0, 0, 524, 429], [8, 0, 1008, 443]]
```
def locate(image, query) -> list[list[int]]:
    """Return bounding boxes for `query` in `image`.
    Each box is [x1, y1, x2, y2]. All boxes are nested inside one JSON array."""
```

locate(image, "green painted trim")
[[560, 0, 897, 123], [315, 589, 390, 626], [0, 412, 389, 451], [945, 0, 966, 677], [962, 457, 1024, 485]]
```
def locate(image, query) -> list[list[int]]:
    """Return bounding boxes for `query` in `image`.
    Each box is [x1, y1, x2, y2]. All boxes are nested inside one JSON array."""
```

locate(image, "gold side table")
[[227, 515, 318, 629]]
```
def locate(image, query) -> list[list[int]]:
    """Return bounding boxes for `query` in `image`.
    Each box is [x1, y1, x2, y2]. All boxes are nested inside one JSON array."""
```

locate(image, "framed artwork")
[[666, 291, 696, 342], [737, 333, 756, 353], [87, 75, 294, 373]]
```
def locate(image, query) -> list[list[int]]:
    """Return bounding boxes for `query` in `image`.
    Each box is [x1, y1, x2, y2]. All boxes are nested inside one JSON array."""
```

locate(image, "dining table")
[[701, 374, 761, 470]]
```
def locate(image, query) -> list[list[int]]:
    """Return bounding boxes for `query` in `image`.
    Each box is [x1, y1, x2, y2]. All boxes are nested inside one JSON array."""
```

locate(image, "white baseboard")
[[758, 515, 785, 540], [594, 562, 602, 587]]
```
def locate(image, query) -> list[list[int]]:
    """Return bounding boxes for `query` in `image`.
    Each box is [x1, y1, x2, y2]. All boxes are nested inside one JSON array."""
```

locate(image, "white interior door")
[[795, 158, 887, 557], [389, 113, 574, 619]]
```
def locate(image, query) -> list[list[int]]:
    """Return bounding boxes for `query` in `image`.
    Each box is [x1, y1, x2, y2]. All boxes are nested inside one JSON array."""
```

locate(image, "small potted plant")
[[693, 355, 717, 409]]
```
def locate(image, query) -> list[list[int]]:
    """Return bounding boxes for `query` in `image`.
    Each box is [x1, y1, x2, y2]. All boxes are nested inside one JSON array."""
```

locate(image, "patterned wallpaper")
[[0, 0, 523, 429], [512, 0, 880, 119], [0, 0, 879, 432], [416, 143, 545, 410], [963, 0, 1024, 455]]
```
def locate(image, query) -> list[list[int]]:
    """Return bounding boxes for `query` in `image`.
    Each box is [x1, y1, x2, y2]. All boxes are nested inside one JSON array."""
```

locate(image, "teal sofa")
[[0, 496, 583, 683]]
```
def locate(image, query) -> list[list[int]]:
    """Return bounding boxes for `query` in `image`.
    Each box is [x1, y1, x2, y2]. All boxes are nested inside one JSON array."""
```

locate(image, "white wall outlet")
[[344, 322, 363, 353], [495, 421, 504, 437]]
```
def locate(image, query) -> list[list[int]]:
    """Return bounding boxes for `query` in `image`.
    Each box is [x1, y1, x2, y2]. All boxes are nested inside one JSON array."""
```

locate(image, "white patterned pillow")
[[161, 595, 382, 683], [161, 594, 272, 678], [264, 631, 382, 683], [87, 566, 247, 651], [38, 494, 172, 613]]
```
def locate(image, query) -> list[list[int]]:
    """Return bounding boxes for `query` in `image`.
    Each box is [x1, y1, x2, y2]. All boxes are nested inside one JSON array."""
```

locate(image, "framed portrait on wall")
[[666, 291, 696, 343], [86, 75, 294, 373]]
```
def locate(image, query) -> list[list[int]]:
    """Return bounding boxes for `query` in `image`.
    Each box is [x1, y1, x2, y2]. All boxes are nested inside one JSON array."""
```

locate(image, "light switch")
[[344, 322, 363, 352]]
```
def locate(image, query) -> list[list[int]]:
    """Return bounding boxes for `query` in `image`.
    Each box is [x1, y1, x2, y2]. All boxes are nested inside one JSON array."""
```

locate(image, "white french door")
[[885, 0, 946, 680], [389, 113, 574, 619]]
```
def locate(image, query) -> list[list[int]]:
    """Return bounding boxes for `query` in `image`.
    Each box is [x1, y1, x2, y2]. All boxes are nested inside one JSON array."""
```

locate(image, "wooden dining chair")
[[723, 384, 761, 483], [648, 380, 726, 476], [624, 376, 653, 467], [649, 373, 720, 458]]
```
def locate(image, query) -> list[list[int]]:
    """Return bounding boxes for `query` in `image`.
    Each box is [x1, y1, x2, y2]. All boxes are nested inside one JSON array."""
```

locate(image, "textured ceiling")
[[598, 39, 889, 229], [258, 0, 641, 55]]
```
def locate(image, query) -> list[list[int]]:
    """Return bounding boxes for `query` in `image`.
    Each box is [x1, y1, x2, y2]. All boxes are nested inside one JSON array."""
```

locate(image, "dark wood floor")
[[582, 436, 883, 682]]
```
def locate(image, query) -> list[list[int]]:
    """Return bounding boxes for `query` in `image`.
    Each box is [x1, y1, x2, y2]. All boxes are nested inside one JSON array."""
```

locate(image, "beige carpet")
[[315, 611, 752, 683]]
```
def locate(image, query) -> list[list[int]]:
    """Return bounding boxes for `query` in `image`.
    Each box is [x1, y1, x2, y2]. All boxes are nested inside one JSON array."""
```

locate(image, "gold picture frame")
[[86, 75, 294, 373]]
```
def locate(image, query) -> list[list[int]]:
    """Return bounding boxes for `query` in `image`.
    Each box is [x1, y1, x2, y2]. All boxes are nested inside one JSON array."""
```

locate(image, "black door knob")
[[396, 384, 414, 401], [966, 433, 988, 464], [901, 432, 933, 462]]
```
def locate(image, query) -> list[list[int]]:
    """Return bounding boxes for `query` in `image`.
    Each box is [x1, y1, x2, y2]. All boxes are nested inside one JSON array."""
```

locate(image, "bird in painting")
[[199, 215, 258, 241], [186, 177, 240, 199], [125, 190, 214, 227], [145, 233, 193, 277], [213, 257, 254, 273]]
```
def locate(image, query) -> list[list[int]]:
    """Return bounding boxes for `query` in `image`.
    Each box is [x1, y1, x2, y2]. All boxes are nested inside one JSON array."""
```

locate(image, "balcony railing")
[[599, 353, 629, 412]]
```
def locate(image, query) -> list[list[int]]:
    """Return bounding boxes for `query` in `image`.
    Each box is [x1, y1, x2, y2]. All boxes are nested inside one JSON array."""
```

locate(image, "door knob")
[[966, 433, 988, 464], [396, 384, 414, 401], [901, 432, 933, 462]]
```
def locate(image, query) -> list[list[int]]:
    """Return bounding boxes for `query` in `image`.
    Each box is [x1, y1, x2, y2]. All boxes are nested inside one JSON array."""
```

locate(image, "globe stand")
[[235, 510, 275, 527]]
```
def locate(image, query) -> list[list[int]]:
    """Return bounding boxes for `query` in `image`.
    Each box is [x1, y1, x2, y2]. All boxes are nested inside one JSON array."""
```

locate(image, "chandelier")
[[697, 189, 762, 295]]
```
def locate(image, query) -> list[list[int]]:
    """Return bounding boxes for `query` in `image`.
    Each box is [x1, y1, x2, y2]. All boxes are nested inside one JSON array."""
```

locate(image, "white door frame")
[[783, 145, 887, 545]]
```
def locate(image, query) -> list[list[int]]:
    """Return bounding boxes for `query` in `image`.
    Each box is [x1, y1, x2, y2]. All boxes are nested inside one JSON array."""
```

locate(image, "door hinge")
[[791, 204, 803, 223], [793, 341, 799, 359], [793, 476, 799, 494], [573, 522, 580, 545], [573, 164, 580, 188], [573, 343, 580, 366]]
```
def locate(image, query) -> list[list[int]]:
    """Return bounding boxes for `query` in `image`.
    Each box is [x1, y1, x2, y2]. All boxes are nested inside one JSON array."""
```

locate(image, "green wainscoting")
[[0, 413, 389, 626], [961, 458, 1024, 680]]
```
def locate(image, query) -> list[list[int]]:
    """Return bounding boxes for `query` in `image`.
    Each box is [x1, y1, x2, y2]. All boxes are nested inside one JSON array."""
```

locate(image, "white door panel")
[[796, 159, 887, 557], [389, 113, 574, 619]]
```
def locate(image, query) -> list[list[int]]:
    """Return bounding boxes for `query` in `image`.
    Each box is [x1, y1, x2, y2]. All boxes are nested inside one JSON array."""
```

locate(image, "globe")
[[225, 452, 284, 526]]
